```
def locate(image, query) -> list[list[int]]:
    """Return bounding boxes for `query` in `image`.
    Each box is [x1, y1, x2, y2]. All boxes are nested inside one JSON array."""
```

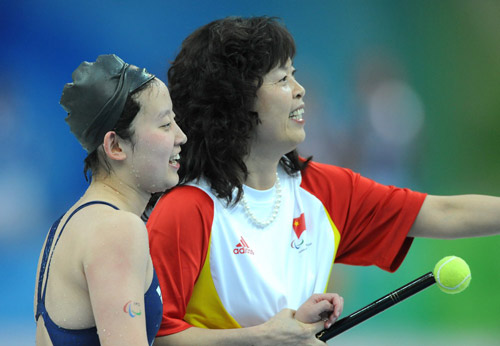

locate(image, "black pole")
[[316, 272, 436, 341]]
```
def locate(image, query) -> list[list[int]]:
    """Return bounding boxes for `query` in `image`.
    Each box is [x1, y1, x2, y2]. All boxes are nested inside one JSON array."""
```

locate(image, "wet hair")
[[168, 16, 311, 206], [83, 79, 157, 182]]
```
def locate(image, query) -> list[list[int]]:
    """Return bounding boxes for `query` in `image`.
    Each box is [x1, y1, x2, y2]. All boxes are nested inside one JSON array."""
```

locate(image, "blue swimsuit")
[[35, 201, 163, 345]]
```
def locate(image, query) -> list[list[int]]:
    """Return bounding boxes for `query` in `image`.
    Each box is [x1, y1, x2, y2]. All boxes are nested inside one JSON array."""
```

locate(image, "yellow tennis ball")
[[433, 256, 471, 294]]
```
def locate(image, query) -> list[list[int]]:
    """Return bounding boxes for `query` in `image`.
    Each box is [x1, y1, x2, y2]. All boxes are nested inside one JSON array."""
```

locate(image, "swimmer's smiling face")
[[124, 79, 187, 194]]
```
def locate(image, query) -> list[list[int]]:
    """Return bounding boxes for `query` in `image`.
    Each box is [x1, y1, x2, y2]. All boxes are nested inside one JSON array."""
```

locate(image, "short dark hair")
[[83, 79, 157, 182], [168, 16, 310, 206]]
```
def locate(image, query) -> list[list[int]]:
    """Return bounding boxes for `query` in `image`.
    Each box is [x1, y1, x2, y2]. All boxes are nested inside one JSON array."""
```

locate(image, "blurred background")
[[1, 0, 499, 344]]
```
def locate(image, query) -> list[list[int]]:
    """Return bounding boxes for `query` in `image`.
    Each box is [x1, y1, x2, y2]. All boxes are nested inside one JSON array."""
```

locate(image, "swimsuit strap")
[[36, 201, 119, 319]]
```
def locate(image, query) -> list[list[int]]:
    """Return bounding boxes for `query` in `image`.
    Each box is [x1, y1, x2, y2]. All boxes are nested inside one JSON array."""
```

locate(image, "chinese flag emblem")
[[293, 213, 306, 239]]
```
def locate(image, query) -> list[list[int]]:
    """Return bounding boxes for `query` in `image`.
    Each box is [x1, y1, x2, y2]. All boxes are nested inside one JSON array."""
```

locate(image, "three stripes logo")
[[233, 236, 254, 255]]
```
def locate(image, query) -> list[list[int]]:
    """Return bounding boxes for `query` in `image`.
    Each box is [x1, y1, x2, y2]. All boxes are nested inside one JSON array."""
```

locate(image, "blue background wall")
[[1, 1, 499, 344]]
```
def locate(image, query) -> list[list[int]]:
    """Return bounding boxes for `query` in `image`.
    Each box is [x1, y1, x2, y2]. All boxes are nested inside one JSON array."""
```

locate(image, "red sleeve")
[[301, 161, 427, 272], [146, 185, 214, 336]]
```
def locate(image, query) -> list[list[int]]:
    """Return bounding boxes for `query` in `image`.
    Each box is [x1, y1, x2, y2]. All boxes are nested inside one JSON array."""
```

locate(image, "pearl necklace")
[[241, 173, 282, 228]]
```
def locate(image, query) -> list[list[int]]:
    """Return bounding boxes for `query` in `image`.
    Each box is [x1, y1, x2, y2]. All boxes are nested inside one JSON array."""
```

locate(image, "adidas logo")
[[233, 236, 254, 255]]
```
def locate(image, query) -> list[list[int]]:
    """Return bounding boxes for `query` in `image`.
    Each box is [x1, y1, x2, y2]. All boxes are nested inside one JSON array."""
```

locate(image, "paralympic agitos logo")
[[291, 238, 305, 249], [123, 300, 142, 318]]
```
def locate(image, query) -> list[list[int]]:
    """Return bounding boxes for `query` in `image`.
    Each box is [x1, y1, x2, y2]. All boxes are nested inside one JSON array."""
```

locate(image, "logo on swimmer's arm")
[[123, 300, 142, 318], [233, 236, 255, 255], [291, 213, 312, 252]]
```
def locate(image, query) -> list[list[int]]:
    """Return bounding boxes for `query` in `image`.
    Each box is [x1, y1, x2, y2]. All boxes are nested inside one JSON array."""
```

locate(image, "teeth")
[[289, 108, 304, 120], [169, 154, 180, 162]]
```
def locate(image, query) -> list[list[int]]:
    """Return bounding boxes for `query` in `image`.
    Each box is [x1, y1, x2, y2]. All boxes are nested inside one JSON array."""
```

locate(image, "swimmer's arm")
[[83, 213, 150, 346]]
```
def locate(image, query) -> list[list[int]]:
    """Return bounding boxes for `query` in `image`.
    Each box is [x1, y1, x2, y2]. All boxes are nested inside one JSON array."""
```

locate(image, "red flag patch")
[[292, 213, 306, 239]]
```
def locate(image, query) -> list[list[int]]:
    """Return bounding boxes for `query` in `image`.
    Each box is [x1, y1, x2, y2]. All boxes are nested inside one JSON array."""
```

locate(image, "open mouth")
[[289, 108, 304, 120], [169, 153, 180, 165]]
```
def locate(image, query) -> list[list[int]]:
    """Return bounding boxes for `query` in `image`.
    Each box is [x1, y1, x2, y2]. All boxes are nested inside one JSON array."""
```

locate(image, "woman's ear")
[[102, 131, 127, 161]]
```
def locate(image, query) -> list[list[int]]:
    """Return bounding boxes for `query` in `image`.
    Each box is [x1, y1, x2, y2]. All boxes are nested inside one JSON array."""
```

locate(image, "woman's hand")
[[257, 308, 327, 345], [295, 293, 344, 329], [156, 308, 328, 345]]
